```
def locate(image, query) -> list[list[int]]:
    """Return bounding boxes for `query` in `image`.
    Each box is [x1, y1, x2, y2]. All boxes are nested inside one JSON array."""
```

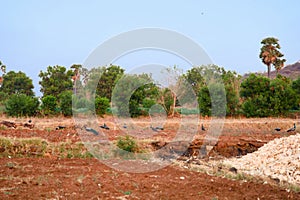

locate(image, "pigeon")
[[56, 125, 66, 130], [274, 128, 281, 131], [287, 123, 296, 132], [123, 123, 127, 129], [150, 125, 159, 132], [100, 123, 109, 130], [201, 124, 206, 131], [84, 126, 99, 135]]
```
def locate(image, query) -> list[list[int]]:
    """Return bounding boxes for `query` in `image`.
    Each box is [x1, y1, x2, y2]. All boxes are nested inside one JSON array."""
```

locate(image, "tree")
[[259, 37, 286, 78], [269, 75, 296, 116], [0, 60, 6, 87], [41, 95, 58, 115], [240, 74, 271, 117], [95, 96, 110, 117], [96, 65, 124, 100], [0, 71, 35, 96], [39, 65, 74, 98], [59, 91, 73, 116], [5, 94, 39, 117], [292, 77, 300, 110]]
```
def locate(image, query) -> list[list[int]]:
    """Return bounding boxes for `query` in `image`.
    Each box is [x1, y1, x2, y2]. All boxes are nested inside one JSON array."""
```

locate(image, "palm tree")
[[259, 37, 286, 78]]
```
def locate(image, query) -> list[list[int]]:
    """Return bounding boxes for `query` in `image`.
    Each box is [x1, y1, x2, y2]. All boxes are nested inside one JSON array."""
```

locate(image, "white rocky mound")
[[225, 133, 300, 185]]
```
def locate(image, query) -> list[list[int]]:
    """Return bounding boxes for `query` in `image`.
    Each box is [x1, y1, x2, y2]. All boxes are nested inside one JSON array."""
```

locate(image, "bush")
[[95, 96, 110, 116], [59, 91, 73, 116], [41, 95, 58, 115], [5, 94, 39, 117], [116, 135, 138, 153]]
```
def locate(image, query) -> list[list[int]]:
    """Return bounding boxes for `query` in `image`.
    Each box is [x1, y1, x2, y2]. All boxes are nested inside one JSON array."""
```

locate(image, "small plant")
[[116, 135, 138, 153]]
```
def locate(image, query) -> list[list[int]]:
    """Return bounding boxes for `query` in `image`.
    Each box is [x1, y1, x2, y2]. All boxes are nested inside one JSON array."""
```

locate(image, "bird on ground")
[[274, 128, 281, 131], [201, 124, 206, 131], [123, 123, 127, 129], [28, 119, 32, 123], [150, 125, 159, 132], [287, 123, 296, 132], [100, 123, 109, 130], [84, 125, 99, 135], [155, 126, 164, 130], [56, 125, 66, 130]]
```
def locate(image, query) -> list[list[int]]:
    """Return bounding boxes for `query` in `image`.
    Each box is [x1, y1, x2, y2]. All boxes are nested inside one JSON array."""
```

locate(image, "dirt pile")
[[225, 133, 300, 185]]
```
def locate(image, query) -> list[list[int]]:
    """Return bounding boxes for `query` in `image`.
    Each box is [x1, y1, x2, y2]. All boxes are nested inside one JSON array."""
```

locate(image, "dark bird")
[[274, 128, 281, 131], [123, 123, 127, 129], [100, 123, 109, 130], [28, 119, 32, 123], [287, 123, 296, 132], [56, 125, 66, 130], [150, 125, 159, 132], [84, 125, 99, 135], [229, 167, 238, 174], [155, 126, 164, 130], [201, 124, 206, 131]]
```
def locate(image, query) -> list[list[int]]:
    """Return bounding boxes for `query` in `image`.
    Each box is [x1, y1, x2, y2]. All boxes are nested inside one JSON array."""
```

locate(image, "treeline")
[[0, 63, 299, 118]]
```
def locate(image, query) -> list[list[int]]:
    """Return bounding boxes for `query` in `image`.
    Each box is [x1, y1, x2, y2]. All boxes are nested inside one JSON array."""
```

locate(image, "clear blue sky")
[[1, 0, 299, 96]]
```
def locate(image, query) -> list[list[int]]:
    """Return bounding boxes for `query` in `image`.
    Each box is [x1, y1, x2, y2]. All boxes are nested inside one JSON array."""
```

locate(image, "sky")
[[1, 0, 300, 96]]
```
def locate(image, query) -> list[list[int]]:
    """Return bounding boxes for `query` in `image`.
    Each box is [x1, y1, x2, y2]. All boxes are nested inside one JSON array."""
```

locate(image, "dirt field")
[[0, 116, 299, 199]]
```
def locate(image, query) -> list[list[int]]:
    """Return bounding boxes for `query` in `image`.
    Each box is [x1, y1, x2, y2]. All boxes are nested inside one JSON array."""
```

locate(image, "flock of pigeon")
[[79, 122, 297, 136], [274, 123, 296, 132], [82, 123, 166, 136]]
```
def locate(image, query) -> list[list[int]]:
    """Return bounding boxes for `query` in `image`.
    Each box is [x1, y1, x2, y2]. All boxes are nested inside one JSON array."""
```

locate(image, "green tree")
[[259, 37, 286, 78], [112, 73, 159, 117], [5, 94, 39, 117], [39, 65, 74, 98], [59, 91, 73, 116], [95, 96, 110, 117], [0, 71, 35, 96], [269, 75, 296, 116], [97, 65, 124, 100], [240, 74, 271, 117], [184, 65, 239, 116], [41, 95, 58, 115], [292, 77, 300, 110]]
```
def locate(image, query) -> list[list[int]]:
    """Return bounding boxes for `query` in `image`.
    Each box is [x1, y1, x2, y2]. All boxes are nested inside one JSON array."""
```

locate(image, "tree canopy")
[[39, 65, 74, 98], [0, 71, 35, 96], [259, 37, 286, 78]]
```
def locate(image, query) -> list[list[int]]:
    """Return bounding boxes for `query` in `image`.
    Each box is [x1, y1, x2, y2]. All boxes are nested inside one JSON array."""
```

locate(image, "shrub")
[[95, 96, 110, 116], [116, 135, 138, 153], [59, 91, 73, 116], [41, 95, 58, 115], [5, 94, 39, 117]]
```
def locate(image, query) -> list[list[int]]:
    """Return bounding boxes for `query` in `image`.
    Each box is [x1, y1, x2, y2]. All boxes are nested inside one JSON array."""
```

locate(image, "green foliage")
[[292, 77, 300, 110], [96, 65, 124, 100], [41, 95, 58, 115], [240, 74, 271, 117], [240, 74, 297, 117], [59, 91, 73, 116], [198, 86, 211, 116], [269, 75, 296, 115], [5, 94, 39, 117], [95, 96, 110, 116], [116, 135, 138, 153], [0, 71, 35, 96], [39, 65, 74, 98], [112, 73, 159, 117]]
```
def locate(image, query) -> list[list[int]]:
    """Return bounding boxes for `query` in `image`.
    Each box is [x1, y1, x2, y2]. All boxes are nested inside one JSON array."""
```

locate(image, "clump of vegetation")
[[116, 135, 139, 153]]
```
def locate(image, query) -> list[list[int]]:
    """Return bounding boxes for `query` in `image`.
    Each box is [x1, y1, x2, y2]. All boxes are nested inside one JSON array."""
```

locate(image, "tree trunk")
[[170, 91, 176, 117], [267, 64, 271, 78]]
